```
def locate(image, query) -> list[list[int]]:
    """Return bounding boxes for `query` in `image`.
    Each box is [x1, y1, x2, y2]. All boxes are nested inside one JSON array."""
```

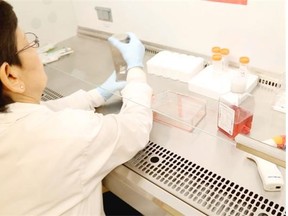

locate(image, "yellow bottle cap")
[[220, 48, 230, 55], [212, 54, 222, 61], [240, 56, 249, 64], [212, 46, 221, 53]]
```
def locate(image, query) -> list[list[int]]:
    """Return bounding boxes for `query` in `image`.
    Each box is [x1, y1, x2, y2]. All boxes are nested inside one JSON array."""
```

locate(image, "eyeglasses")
[[15, 32, 40, 55]]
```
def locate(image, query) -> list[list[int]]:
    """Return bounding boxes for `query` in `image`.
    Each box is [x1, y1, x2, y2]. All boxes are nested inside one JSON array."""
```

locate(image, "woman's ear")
[[0, 62, 25, 93]]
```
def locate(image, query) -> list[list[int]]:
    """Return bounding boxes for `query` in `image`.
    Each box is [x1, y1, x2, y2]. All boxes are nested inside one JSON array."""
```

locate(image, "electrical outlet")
[[95, 7, 113, 22]]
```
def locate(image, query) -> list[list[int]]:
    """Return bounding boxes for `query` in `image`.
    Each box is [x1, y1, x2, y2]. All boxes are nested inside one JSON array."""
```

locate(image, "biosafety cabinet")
[[42, 32, 285, 215], [17, 0, 286, 215]]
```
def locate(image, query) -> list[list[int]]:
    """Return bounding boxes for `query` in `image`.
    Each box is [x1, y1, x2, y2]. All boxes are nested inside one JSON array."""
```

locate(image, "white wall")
[[10, 0, 77, 46], [9, 0, 285, 75], [73, 0, 285, 75]]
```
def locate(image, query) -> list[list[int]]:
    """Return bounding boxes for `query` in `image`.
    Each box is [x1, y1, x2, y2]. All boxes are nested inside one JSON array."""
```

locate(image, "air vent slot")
[[145, 47, 160, 55], [125, 141, 286, 216], [41, 87, 64, 101], [258, 75, 282, 89]]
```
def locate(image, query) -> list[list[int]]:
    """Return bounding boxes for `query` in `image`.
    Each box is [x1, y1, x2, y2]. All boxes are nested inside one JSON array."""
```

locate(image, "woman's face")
[[14, 27, 47, 103]]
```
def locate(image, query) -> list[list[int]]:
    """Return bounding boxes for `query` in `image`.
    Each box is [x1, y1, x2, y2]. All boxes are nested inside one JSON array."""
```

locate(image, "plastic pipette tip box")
[[152, 91, 206, 131], [147, 50, 204, 82]]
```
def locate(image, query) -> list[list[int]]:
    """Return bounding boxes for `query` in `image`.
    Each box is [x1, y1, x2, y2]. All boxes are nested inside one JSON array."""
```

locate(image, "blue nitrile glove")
[[108, 32, 145, 70], [96, 71, 126, 101]]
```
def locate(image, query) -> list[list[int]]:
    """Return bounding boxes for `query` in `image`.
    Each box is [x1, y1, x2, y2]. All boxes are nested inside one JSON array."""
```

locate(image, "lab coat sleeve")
[[41, 89, 105, 111], [80, 67, 153, 195], [0, 67, 152, 214]]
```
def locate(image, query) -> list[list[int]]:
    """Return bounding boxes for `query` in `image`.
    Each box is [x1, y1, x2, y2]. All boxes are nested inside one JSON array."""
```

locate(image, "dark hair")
[[0, 0, 21, 112]]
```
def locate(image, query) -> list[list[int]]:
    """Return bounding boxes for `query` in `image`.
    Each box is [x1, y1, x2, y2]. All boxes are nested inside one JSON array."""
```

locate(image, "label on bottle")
[[218, 102, 235, 136]]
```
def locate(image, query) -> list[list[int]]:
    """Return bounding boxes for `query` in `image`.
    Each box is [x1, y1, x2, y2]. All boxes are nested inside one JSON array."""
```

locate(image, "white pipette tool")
[[247, 154, 284, 192]]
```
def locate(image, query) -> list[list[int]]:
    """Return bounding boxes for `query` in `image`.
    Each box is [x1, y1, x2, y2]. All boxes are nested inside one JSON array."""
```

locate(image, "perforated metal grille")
[[41, 86, 285, 216], [41, 87, 64, 101], [125, 141, 286, 216]]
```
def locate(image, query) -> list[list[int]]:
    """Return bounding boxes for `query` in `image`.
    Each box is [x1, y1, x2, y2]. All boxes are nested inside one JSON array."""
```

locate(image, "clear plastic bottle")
[[212, 53, 222, 75], [231, 56, 249, 93], [220, 48, 230, 71], [217, 56, 254, 140], [217, 92, 254, 139], [109, 33, 130, 81]]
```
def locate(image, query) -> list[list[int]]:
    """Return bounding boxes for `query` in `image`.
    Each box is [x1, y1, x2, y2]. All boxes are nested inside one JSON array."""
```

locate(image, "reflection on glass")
[[42, 33, 285, 153], [206, 0, 248, 5], [235, 134, 286, 168]]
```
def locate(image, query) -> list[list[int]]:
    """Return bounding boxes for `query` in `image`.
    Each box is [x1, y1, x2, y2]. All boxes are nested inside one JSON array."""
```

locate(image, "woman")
[[0, 0, 153, 215]]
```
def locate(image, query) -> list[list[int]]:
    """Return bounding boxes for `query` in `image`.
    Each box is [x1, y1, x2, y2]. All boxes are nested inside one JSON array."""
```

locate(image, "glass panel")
[[206, 0, 248, 5], [43, 34, 285, 156]]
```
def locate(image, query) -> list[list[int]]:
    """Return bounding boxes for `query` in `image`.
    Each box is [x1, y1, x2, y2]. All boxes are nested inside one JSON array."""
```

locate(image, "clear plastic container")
[[220, 48, 230, 71], [109, 33, 130, 81], [212, 53, 222, 74], [217, 92, 254, 139], [231, 56, 249, 93], [152, 91, 206, 131]]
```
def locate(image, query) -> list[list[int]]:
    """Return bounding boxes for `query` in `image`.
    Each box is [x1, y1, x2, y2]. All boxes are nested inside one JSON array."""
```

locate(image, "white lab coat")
[[0, 68, 153, 216]]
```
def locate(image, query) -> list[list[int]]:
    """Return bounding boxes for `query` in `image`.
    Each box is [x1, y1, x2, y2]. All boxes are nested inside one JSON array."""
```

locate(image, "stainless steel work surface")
[[43, 34, 286, 215]]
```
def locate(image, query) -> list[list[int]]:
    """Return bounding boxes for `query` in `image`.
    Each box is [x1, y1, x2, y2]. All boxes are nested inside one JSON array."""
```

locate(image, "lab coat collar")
[[0, 102, 45, 125]]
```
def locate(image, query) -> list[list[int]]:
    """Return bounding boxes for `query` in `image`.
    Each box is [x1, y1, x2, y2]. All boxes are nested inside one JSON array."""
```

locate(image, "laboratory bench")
[[43, 31, 286, 216]]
